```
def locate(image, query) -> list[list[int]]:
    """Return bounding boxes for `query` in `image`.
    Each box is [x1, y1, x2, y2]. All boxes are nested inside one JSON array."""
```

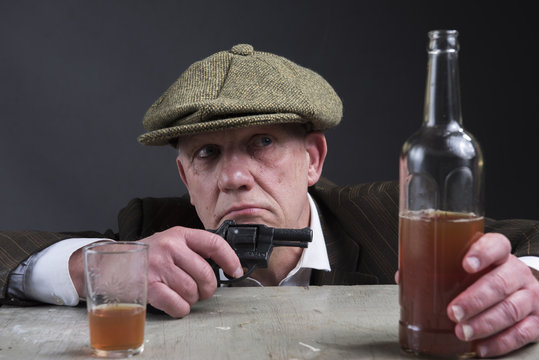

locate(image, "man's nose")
[[217, 152, 254, 192]]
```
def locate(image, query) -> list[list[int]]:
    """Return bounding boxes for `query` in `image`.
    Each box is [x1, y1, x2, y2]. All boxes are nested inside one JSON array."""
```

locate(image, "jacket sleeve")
[[0, 229, 117, 306], [485, 218, 539, 258], [0, 195, 199, 306]]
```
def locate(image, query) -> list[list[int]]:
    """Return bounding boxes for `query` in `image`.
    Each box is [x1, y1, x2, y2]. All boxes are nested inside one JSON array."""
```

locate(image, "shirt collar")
[[299, 193, 331, 271]]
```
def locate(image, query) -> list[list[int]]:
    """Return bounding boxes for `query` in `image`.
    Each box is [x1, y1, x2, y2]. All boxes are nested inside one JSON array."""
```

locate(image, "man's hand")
[[140, 226, 243, 318], [447, 233, 539, 357], [69, 227, 243, 318]]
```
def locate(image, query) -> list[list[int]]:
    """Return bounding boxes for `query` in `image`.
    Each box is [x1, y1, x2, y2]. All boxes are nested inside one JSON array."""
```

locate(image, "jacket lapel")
[[309, 178, 399, 285], [309, 195, 381, 285]]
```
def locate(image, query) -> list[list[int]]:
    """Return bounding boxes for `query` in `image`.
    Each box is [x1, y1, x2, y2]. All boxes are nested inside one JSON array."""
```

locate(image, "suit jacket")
[[2, 178, 539, 305]]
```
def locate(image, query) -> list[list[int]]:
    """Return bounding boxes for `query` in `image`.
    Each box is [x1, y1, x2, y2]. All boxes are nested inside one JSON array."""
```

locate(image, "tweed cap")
[[138, 44, 343, 146]]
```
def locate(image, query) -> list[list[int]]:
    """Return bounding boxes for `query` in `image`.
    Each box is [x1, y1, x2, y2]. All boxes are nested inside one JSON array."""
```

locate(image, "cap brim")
[[138, 113, 305, 146]]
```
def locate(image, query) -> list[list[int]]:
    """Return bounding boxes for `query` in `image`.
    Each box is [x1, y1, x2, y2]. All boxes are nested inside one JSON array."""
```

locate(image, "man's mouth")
[[223, 206, 264, 219]]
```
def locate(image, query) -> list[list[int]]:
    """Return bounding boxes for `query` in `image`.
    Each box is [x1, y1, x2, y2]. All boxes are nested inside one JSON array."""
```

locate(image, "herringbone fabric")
[[138, 44, 343, 146], [0, 229, 115, 305]]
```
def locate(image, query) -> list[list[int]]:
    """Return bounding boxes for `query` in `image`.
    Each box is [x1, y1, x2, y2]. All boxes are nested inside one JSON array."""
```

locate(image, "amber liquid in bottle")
[[399, 211, 485, 356], [399, 30, 484, 358]]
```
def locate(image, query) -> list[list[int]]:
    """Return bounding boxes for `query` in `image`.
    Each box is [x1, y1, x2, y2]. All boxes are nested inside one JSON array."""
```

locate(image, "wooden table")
[[1, 285, 537, 359]]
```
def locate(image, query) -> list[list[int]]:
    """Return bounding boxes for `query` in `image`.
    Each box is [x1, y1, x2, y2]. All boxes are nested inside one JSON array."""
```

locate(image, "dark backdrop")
[[1, 0, 537, 232]]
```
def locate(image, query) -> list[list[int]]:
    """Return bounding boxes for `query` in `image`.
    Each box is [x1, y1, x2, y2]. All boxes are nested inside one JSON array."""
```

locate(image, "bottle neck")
[[423, 30, 462, 128]]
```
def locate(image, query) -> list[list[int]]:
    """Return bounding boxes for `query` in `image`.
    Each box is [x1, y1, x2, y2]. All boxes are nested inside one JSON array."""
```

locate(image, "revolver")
[[209, 220, 313, 284]]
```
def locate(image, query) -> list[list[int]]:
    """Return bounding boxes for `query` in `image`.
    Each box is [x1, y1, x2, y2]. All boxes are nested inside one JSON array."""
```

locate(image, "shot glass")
[[83, 241, 149, 358]]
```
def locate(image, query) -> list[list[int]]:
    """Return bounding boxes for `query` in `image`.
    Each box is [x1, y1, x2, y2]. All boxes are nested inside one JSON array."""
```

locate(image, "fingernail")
[[476, 345, 488, 357], [452, 305, 465, 322], [466, 256, 481, 272], [232, 267, 244, 278], [462, 324, 474, 341]]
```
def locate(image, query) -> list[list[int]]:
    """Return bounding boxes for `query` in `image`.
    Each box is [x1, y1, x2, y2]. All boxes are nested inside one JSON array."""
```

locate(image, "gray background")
[[1, 0, 537, 233]]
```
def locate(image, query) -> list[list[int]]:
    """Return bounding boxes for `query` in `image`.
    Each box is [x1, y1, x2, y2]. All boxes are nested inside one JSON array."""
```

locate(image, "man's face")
[[176, 125, 326, 230]]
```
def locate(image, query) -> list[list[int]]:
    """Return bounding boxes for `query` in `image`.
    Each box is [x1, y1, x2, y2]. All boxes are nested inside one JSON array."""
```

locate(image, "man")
[[1, 44, 538, 358]]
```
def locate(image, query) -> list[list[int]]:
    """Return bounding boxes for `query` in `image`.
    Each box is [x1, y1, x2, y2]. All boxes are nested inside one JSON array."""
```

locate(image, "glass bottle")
[[398, 30, 485, 357]]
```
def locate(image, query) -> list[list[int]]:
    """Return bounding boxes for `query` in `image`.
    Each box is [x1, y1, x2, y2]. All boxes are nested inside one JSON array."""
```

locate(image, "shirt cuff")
[[519, 256, 539, 272], [22, 238, 112, 306]]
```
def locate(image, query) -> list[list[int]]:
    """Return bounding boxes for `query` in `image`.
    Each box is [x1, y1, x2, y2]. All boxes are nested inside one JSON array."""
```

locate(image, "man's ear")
[[176, 156, 189, 190], [177, 156, 198, 206], [305, 132, 327, 187]]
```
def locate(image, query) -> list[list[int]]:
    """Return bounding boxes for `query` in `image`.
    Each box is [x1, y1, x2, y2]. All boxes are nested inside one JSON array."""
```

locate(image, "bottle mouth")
[[428, 30, 459, 53], [428, 29, 458, 39]]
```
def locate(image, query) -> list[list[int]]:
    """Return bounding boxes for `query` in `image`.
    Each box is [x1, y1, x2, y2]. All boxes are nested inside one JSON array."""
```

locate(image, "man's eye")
[[255, 136, 272, 147], [196, 145, 219, 159]]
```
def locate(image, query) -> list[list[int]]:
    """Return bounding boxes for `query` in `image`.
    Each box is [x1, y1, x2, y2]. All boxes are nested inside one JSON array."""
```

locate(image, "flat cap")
[[138, 44, 343, 146]]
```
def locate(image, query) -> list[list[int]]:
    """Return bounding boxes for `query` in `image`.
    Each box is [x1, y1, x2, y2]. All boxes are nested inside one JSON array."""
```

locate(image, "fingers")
[[454, 287, 534, 341], [158, 258, 202, 304], [474, 315, 539, 357], [447, 232, 539, 357], [147, 281, 191, 318], [145, 239, 198, 317], [167, 237, 218, 301], [462, 233, 511, 274], [166, 228, 243, 300], [142, 226, 243, 318], [449, 255, 530, 322], [182, 229, 243, 279]]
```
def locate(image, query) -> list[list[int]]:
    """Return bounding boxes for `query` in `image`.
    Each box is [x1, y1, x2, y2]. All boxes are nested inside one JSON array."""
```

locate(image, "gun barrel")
[[272, 227, 312, 246], [272, 240, 309, 248]]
